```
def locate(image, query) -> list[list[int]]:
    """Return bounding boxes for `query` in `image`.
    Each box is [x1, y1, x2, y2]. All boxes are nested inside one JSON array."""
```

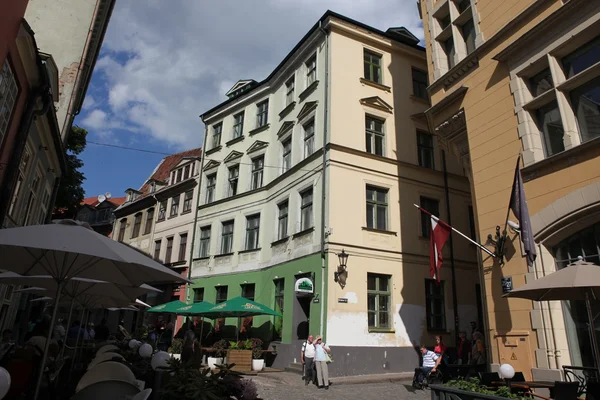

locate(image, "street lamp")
[[334, 249, 349, 289], [338, 250, 349, 269]]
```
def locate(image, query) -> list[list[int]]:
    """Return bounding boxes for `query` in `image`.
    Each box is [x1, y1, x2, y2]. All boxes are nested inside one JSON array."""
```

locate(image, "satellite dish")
[[97, 194, 106, 203], [105, 192, 112, 199]]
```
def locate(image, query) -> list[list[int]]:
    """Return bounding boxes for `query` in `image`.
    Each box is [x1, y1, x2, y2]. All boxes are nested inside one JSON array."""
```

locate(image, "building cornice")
[[493, 0, 587, 62], [428, 0, 556, 93], [113, 196, 156, 218]]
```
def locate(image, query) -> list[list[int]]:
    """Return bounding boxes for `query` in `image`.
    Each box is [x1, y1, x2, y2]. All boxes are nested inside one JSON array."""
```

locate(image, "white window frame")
[[8, 143, 34, 219]]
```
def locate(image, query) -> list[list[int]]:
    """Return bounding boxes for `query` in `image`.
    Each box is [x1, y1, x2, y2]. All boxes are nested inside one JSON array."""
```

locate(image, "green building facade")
[[190, 253, 326, 344]]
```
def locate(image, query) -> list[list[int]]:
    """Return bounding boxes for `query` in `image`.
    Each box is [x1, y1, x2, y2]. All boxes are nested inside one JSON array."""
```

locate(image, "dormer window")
[[184, 165, 190, 180], [176, 169, 183, 183], [150, 182, 156, 193]]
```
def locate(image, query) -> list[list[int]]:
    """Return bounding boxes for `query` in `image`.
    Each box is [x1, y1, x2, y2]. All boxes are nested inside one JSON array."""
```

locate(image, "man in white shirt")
[[301, 335, 315, 386], [413, 345, 441, 388]]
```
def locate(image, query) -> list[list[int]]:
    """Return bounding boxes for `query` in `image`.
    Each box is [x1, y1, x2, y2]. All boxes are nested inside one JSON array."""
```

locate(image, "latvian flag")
[[429, 214, 452, 283]]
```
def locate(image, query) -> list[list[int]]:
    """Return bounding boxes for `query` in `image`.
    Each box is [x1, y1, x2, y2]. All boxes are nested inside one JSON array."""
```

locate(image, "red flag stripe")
[[430, 215, 451, 283]]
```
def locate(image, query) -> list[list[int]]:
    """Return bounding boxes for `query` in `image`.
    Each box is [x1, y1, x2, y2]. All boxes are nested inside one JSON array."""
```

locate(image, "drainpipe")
[[45, 177, 61, 223], [186, 126, 208, 304], [0, 85, 51, 227], [318, 21, 330, 339], [442, 150, 460, 346], [538, 243, 561, 370]]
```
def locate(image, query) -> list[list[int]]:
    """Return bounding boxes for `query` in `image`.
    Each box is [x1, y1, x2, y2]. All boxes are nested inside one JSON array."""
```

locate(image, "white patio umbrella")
[[0, 272, 162, 357], [0, 221, 190, 399], [504, 256, 600, 371]]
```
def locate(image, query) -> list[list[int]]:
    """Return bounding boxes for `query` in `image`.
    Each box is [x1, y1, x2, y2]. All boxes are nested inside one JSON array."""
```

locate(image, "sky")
[[76, 0, 424, 200]]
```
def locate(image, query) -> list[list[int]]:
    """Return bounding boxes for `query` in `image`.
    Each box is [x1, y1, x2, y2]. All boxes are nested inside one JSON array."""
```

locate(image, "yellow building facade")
[[418, 0, 600, 380]]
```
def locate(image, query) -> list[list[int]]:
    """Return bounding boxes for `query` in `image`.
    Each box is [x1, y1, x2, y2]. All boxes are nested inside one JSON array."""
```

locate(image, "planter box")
[[227, 349, 252, 372], [430, 385, 509, 400]]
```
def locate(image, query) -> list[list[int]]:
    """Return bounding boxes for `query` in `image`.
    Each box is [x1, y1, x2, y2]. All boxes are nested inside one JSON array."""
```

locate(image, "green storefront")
[[189, 253, 326, 344]]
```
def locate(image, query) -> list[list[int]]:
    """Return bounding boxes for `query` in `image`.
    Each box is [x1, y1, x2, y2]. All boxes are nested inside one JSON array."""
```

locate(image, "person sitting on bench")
[[413, 344, 442, 388]]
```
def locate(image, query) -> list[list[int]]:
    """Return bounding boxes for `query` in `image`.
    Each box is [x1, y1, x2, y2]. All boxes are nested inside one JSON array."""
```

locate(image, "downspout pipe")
[[186, 126, 208, 304], [442, 150, 460, 346], [318, 21, 329, 339], [45, 177, 61, 223]]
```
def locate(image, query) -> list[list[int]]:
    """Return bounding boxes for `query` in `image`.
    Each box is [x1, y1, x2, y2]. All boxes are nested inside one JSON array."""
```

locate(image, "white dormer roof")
[[225, 80, 257, 97]]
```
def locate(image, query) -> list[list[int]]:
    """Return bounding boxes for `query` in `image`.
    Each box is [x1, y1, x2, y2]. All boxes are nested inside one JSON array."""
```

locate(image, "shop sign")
[[295, 277, 314, 294], [501, 277, 513, 294]]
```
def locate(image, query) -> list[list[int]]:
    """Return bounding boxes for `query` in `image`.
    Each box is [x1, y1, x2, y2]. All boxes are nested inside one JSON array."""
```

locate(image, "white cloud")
[[94, 1, 423, 148], [81, 109, 109, 130], [82, 94, 96, 110]]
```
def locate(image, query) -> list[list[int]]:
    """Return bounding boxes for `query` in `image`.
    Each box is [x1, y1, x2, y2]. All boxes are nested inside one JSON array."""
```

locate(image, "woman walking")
[[314, 336, 331, 390]]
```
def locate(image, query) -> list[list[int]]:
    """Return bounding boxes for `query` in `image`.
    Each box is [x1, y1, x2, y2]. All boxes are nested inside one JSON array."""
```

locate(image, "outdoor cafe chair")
[[76, 361, 136, 392], [87, 352, 124, 370], [527, 381, 579, 400], [71, 380, 141, 400]]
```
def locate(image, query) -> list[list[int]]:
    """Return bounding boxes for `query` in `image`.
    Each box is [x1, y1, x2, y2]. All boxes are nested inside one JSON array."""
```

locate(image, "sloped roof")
[[138, 147, 202, 195], [115, 147, 202, 212], [200, 10, 424, 120], [80, 196, 127, 208]]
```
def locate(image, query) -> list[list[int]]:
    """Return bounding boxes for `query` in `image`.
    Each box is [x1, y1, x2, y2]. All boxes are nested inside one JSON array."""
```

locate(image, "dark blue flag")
[[509, 157, 536, 267]]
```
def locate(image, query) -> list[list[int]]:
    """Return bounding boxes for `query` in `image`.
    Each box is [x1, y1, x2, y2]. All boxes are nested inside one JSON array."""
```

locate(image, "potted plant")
[[208, 339, 228, 369], [227, 340, 252, 372], [160, 361, 261, 400], [251, 338, 265, 371], [168, 338, 183, 361], [431, 378, 522, 400]]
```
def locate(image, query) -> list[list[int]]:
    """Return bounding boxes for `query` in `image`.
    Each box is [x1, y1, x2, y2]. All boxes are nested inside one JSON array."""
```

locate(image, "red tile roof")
[[80, 196, 127, 208], [137, 148, 202, 195]]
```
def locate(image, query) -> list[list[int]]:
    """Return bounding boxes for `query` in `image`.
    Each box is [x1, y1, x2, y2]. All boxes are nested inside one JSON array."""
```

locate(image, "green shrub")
[[169, 338, 183, 354]]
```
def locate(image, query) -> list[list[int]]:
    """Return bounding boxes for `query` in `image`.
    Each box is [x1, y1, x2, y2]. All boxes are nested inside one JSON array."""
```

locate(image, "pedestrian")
[[53, 319, 66, 344], [95, 319, 110, 342], [314, 336, 331, 390], [301, 334, 315, 386], [457, 331, 471, 365], [412, 345, 441, 389], [87, 322, 95, 340], [470, 321, 482, 340], [434, 335, 448, 364], [181, 329, 196, 365], [469, 332, 485, 365]]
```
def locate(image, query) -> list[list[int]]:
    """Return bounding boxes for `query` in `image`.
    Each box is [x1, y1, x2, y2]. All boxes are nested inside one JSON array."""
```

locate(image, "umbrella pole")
[[69, 307, 86, 376], [33, 280, 64, 400], [60, 297, 76, 359], [75, 308, 90, 367], [585, 291, 600, 372]]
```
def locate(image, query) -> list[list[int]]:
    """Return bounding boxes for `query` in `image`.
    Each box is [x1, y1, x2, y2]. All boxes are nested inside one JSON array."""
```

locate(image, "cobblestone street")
[[252, 372, 431, 400]]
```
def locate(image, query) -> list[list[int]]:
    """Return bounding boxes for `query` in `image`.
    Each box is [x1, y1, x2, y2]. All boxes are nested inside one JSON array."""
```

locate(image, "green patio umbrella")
[[202, 296, 282, 318], [202, 297, 282, 341], [175, 301, 214, 316], [175, 301, 215, 345], [146, 300, 187, 313]]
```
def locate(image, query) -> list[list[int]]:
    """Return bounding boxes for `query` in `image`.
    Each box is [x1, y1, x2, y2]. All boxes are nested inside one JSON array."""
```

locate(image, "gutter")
[[318, 22, 330, 339], [186, 127, 208, 303], [45, 177, 61, 223]]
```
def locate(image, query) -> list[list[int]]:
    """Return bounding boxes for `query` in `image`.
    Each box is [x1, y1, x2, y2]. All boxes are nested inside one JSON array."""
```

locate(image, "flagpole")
[[413, 204, 496, 258]]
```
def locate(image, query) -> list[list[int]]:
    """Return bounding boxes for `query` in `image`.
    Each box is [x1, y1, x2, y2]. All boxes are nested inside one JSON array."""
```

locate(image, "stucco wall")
[[419, 0, 590, 375], [24, 0, 98, 133]]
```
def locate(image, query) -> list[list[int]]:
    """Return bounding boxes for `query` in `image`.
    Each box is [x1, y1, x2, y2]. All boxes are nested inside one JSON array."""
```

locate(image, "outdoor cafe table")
[[492, 380, 556, 396]]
